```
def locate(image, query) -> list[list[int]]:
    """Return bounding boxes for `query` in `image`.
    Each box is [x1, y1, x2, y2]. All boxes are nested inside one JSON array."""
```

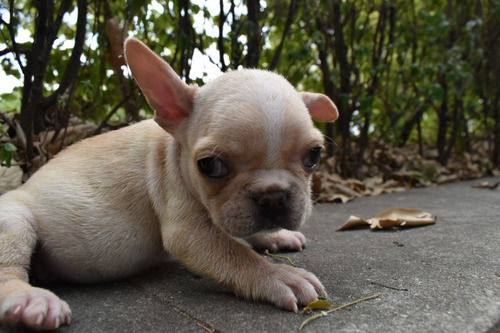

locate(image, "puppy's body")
[[0, 39, 338, 330], [6, 120, 167, 283]]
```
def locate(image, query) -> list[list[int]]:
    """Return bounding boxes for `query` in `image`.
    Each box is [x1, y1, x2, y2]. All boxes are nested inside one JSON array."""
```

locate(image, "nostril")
[[257, 190, 288, 208]]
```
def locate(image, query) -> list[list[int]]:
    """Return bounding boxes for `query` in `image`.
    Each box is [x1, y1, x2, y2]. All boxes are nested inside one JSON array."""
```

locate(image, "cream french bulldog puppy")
[[0, 38, 338, 330]]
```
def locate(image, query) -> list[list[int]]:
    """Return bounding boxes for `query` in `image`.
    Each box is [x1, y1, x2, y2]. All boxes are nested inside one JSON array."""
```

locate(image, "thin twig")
[[370, 280, 408, 291], [264, 249, 297, 267], [197, 322, 216, 333], [298, 294, 380, 333], [93, 92, 133, 135]]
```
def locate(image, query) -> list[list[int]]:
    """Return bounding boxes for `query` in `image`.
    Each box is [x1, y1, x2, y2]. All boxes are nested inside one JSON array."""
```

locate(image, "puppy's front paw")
[[0, 281, 71, 330], [245, 229, 307, 252], [246, 263, 326, 313]]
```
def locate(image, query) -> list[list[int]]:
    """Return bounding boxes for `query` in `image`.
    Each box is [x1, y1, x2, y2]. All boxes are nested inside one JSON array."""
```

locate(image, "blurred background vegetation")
[[0, 0, 499, 180]]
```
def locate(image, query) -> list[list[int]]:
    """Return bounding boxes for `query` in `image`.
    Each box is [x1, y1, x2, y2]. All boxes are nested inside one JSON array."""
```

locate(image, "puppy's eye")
[[197, 157, 229, 179], [303, 147, 322, 171]]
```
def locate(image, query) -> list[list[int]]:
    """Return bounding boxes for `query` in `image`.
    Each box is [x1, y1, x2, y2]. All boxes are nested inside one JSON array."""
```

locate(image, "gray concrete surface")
[[2, 177, 499, 332]]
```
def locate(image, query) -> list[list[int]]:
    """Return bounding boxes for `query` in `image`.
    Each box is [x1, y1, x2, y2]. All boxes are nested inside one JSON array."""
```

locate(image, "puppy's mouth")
[[218, 203, 303, 238], [245, 194, 304, 236], [257, 206, 296, 231], [215, 185, 309, 238], [252, 190, 297, 230]]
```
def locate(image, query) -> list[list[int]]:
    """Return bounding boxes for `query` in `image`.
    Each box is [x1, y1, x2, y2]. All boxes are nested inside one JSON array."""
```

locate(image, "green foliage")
[[0, 0, 498, 170], [0, 120, 17, 167], [0, 142, 17, 167], [0, 89, 22, 112]]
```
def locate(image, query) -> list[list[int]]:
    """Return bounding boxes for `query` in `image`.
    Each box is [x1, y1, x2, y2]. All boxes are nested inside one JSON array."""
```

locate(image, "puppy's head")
[[125, 38, 338, 238]]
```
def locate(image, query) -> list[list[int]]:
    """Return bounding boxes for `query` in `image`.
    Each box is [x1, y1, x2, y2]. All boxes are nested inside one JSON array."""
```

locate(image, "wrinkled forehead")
[[193, 69, 315, 136], [189, 70, 322, 162]]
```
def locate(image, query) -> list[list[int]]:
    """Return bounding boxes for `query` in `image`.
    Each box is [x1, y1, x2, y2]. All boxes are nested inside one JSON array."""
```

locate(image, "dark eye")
[[197, 157, 229, 179], [303, 147, 322, 171]]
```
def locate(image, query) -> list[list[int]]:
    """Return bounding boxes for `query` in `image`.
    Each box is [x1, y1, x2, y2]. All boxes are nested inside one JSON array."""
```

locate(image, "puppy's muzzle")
[[254, 190, 295, 230], [256, 190, 288, 209]]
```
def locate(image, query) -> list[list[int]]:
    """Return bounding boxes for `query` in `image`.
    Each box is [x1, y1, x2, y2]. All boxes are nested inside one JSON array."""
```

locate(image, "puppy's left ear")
[[124, 38, 198, 135], [300, 92, 339, 122]]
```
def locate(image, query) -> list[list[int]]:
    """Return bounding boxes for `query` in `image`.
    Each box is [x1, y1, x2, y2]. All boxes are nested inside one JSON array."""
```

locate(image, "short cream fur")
[[0, 38, 338, 330]]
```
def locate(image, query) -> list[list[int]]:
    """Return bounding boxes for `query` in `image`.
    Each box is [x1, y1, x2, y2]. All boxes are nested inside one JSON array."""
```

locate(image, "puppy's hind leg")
[[0, 191, 71, 330]]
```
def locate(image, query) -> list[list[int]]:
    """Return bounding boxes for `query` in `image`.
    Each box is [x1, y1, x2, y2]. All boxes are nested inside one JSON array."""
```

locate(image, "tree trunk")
[[177, 0, 195, 82], [217, 0, 229, 72], [269, 0, 298, 71], [493, 96, 500, 167], [245, 0, 261, 68], [331, 0, 354, 177], [19, 0, 85, 161], [436, 74, 449, 166]]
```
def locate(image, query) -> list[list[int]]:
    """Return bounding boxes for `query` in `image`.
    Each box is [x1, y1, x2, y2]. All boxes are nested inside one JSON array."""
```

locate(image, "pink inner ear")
[[124, 38, 195, 133], [301, 92, 339, 122], [145, 69, 190, 125]]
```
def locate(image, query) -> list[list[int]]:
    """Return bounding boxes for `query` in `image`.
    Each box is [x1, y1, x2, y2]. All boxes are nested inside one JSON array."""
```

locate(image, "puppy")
[[0, 38, 338, 330]]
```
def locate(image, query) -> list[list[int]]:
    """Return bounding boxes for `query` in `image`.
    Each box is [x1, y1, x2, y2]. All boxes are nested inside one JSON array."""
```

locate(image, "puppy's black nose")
[[256, 190, 288, 209], [254, 190, 295, 230]]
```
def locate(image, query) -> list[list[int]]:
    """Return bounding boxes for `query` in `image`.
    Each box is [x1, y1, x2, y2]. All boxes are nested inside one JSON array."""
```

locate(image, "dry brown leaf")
[[312, 172, 362, 203], [37, 123, 99, 157], [364, 176, 384, 189], [311, 172, 323, 194], [106, 16, 128, 69], [333, 183, 362, 198], [315, 193, 352, 203], [303, 299, 332, 312], [436, 174, 460, 184], [337, 208, 436, 231], [381, 186, 406, 194], [472, 181, 499, 190], [336, 215, 371, 230], [371, 208, 435, 229]]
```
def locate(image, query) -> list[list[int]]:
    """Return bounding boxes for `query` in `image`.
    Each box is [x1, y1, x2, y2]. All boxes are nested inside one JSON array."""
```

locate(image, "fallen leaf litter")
[[472, 181, 499, 189], [337, 208, 436, 231]]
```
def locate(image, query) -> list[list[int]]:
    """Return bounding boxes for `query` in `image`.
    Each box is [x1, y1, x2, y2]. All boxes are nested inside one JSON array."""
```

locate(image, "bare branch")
[[269, 0, 298, 71], [43, 0, 88, 108], [1, 0, 28, 76]]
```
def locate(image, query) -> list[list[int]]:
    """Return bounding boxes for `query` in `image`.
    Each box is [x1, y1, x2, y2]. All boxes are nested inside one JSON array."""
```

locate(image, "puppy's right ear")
[[124, 38, 198, 134]]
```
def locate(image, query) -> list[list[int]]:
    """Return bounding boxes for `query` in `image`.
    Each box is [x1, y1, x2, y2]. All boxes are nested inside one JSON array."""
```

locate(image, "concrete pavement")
[[2, 177, 499, 332]]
